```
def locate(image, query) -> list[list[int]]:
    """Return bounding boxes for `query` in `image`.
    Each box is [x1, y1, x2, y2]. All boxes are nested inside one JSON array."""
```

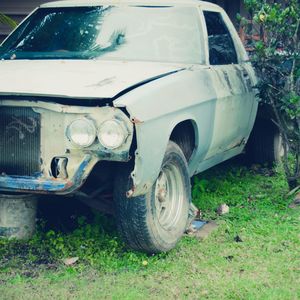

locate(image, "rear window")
[[204, 11, 238, 65]]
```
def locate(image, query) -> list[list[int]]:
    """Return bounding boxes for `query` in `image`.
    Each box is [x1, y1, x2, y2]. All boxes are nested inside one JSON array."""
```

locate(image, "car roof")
[[41, 0, 221, 10]]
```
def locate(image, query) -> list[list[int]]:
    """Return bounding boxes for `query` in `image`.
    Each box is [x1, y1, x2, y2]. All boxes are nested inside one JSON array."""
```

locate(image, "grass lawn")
[[0, 158, 299, 300]]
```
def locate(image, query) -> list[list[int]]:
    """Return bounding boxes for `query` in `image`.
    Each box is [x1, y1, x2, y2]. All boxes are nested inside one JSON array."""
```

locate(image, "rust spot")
[[131, 117, 143, 124], [126, 185, 136, 198]]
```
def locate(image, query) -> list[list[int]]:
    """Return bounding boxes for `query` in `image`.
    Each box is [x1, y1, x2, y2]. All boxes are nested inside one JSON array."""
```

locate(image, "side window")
[[203, 11, 238, 65]]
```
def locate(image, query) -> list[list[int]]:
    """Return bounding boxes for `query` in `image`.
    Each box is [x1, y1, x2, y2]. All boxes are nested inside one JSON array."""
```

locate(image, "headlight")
[[66, 118, 96, 147], [98, 119, 127, 149]]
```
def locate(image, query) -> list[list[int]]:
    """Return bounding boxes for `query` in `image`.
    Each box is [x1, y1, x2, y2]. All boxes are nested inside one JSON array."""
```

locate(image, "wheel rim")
[[154, 162, 185, 231]]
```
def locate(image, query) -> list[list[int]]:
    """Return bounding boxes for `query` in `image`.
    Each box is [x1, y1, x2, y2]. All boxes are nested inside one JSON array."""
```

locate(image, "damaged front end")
[[0, 99, 133, 194]]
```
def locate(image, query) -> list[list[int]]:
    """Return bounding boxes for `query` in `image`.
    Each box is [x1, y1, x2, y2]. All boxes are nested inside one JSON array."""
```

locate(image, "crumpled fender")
[[113, 66, 217, 197]]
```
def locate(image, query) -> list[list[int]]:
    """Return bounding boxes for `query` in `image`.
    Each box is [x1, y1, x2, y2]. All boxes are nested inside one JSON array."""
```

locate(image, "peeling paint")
[[0, 155, 92, 194], [0, 60, 185, 100], [222, 70, 234, 94], [126, 188, 135, 198], [0, 1, 257, 198], [131, 117, 143, 124]]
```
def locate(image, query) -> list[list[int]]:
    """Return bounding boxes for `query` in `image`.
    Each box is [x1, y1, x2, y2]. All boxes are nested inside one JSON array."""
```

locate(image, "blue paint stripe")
[[0, 155, 91, 193]]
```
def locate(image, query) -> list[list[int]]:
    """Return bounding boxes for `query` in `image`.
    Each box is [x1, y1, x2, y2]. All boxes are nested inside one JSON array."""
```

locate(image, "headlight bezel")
[[97, 119, 128, 150], [66, 117, 97, 148]]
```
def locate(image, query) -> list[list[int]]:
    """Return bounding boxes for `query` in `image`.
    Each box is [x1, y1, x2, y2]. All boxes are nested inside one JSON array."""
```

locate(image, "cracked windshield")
[[0, 6, 202, 63]]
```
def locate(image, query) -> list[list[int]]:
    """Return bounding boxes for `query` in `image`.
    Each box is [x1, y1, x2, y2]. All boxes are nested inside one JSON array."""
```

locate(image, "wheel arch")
[[128, 115, 199, 198], [169, 119, 198, 163]]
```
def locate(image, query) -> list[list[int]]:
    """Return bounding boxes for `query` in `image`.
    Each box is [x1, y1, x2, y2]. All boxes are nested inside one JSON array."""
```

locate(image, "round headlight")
[[66, 118, 96, 148], [98, 120, 127, 149]]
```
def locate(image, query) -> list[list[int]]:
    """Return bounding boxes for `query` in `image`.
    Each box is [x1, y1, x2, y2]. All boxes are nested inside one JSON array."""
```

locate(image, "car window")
[[203, 11, 238, 65], [1, 6, 204, 64]]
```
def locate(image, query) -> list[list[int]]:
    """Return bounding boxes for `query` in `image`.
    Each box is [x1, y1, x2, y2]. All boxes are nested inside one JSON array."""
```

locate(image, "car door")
[[201, 9, 256, 159]]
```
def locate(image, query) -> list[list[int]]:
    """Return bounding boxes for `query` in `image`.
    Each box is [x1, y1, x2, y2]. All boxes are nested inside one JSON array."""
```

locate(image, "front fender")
[[113, 66, 216, 197], [128, 115, 197, 197]]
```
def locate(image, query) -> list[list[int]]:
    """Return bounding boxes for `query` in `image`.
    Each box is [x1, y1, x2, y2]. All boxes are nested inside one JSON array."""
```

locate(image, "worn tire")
[[246, 120, 283, 166], [114, 141, 191, 253]]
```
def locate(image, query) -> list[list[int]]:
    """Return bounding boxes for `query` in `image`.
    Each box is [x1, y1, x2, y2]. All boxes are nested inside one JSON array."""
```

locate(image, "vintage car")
[[0, 0, 282, 253]]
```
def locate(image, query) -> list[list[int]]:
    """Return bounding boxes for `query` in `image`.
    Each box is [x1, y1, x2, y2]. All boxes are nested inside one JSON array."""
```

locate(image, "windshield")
[[0, 6, 203, 63]]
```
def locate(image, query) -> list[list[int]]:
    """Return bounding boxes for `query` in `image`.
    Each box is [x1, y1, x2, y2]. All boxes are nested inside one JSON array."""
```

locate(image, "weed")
[[0, 158, 299, 299]]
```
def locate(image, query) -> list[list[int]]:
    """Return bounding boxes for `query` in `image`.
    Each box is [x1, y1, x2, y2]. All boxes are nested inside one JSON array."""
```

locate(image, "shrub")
[[242, 0, 300, 189]]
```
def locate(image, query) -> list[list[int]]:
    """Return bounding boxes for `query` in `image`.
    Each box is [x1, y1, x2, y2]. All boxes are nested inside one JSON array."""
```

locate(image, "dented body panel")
[[0, 60, 185, 99], [0, 0, 258, 197], [0, 100, 133, 193], [114, 63, 257, 196]]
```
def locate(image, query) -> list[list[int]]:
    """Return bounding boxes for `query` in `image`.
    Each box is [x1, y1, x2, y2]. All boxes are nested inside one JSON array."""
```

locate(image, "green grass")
[[0, 158, 299, 300]]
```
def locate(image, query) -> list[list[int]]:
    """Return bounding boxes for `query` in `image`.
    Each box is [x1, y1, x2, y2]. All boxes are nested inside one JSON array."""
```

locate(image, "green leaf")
[[0, 13, 17, 29]]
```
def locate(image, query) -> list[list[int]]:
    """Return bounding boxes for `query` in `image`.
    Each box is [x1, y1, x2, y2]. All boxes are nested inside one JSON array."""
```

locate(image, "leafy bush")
[[0, 13, 17, 29], [242, 0, 300, 189]]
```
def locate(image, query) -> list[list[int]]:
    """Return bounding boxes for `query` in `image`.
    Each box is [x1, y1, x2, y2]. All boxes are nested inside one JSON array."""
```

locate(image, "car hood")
[[0, 60, 185, 99]]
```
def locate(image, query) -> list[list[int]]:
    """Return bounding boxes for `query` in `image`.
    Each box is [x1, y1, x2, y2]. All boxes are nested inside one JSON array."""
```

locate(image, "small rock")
[[63, 257, 79, 266], [289, 193, 300, 209], [217, 204, 229, 215]]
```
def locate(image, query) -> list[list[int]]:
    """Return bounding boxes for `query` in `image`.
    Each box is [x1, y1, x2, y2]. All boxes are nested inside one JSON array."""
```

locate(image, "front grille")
[[0, 107, 41, 176]]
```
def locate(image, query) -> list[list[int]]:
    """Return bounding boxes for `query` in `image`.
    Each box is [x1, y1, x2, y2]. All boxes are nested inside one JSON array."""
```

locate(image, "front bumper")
[[0, 155, 91, 194]]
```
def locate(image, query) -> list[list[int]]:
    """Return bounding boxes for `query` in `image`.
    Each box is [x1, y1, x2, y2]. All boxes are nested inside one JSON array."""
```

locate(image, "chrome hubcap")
[[154, 163, 184, 231]]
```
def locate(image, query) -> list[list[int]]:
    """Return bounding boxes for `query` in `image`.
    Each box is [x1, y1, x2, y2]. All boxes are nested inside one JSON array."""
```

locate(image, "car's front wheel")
[[114, 141, 191, 253]]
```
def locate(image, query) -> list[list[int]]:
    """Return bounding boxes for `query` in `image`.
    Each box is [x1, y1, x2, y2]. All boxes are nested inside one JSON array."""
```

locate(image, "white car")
[[0, 0, 281, 253]]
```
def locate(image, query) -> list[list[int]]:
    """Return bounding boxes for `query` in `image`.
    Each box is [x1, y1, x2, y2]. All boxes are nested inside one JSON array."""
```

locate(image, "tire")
[[114, 141, 191, 253], [246, 120, 284, 166]]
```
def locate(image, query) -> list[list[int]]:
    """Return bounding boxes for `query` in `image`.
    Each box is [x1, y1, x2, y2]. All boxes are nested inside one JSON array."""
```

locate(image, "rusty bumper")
[[0, 155, 91, 195]]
